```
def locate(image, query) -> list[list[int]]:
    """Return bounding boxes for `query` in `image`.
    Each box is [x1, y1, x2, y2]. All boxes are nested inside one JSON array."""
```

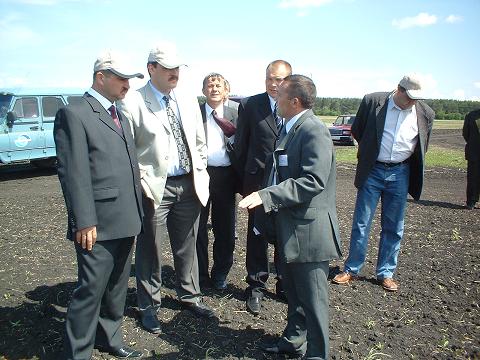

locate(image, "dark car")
[[328, 114, 357, 145]]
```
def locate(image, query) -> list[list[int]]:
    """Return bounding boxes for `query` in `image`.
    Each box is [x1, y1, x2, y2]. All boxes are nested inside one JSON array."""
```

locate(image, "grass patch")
[[335, 145, 466, 169], [433, 120, 463, 130]]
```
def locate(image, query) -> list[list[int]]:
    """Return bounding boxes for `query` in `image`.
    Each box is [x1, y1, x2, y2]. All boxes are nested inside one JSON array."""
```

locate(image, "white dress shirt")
[[87, 87, 113, 113], [149, 81, 187, 177], [377, 95, 419, 163], [205, 103, 230, 167]]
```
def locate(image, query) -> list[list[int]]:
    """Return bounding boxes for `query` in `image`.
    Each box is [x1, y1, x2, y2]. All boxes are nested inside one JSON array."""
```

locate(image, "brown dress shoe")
[[381, 278, 398, 291], [332, 272, 354, 285]]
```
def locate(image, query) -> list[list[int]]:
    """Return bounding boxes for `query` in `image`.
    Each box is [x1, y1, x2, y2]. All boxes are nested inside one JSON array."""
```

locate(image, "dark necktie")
[[212, 110, 236, 137], [273, 102, 282, 131], [163, 95, 191, 173], [108, 105, 122, 130]]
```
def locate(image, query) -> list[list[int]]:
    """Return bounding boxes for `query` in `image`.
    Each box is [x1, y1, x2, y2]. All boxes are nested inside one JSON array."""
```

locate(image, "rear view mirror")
[[6, 111, 16, 128]]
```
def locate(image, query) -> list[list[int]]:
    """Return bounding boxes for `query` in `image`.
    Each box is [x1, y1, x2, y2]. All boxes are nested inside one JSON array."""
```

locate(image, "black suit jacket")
[[234, 92, 280, 196], [463, 109, 480, 161], [54, 93, 143, 241], [351, 91, 435, 201]]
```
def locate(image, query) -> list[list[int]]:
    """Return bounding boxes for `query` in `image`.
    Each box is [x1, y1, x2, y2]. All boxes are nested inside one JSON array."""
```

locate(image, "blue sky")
[[1, 0, 479, 100]]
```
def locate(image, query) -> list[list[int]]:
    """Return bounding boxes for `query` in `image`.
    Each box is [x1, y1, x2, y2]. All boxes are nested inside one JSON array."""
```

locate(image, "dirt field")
[[0, 129, 478, 360]]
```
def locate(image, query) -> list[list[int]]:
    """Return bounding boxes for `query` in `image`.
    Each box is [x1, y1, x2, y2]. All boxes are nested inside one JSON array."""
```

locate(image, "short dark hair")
[[283, 74, 316, 109], [202, 72, 226, 90]]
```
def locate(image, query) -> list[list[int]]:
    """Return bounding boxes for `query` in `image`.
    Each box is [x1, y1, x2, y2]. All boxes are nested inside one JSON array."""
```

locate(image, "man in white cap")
[[332, 74, 435, 292], [54, 50, 144, 359], [119, 43, 214, 334]]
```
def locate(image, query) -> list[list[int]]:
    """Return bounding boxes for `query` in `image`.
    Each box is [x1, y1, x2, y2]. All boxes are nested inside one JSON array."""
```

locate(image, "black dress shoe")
[[246, 294, 262, 315], [275, 281, 287, 302], [140, 312, 162, 334], [108, 346, 143, 358], [182, 300, 216, 318], [259, 343, 304, 358]]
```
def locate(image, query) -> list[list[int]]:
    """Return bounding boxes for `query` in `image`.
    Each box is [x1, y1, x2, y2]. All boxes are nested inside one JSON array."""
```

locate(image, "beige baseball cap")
[[399, 74, 425, 100], [94, 50, 144, 79], [148, 43, 186, 69]]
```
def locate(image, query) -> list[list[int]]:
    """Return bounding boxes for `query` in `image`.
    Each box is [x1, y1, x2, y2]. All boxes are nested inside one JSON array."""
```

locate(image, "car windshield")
[[0, 94, 13, 119], [335, 116, 355, 125]]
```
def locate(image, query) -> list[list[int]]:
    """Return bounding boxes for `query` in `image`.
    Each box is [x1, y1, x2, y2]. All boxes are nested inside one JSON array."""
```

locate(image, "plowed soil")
[[0, 128, 478, 360]]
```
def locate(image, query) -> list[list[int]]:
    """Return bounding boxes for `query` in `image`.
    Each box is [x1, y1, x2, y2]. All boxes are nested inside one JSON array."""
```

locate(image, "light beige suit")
[[119, 83, 209, 207], [118, 82, 210, 311]]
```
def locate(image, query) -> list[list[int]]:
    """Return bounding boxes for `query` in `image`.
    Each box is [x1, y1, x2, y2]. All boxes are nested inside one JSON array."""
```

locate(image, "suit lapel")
[[275, 109, 313, 152], [141, 85, 170, 132], [260, 93, 279, 135], [85, 94, 125, 140], [416, 102, 429, 155], [200, 103, 207, 142], [375, 94, 390, 149]]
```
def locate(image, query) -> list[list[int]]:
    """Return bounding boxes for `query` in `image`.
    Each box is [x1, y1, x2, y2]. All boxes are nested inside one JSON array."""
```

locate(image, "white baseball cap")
[[94, 50, 144, 79], [398, 74, 425, 100], [148, 43, 186, 69]]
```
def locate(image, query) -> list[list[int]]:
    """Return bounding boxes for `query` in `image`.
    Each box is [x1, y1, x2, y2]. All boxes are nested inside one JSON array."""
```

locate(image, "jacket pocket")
[[93, 187, 119, 200]]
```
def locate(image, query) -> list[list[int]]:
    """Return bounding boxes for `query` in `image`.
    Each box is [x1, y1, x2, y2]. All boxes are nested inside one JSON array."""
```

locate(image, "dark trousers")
[[64, 237, 134, 360], [135, 174, 202, 313], [243, 172, 282, 295], [278, 261, 330, 360], [467, 160, 480, 206], [197, 166, 236, 284]]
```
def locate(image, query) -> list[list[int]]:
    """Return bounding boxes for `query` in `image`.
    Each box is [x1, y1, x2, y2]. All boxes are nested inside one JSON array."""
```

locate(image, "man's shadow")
[[408, 198, 465, 209], [0, 281, 75, 359]]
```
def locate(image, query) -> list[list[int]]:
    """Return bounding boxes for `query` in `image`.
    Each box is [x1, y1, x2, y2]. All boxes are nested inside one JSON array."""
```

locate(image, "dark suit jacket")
[[234, 92, 280, 195], [257, 110, 342, 263], [463, 109, 480, 161], [352, 92, 435, 201], [54, 93, 143, 241]]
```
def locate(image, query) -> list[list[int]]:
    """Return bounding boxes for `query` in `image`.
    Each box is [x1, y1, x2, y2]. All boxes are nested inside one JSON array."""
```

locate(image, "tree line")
[[199, 96, 480, 120], [314, 97, 480, 120]]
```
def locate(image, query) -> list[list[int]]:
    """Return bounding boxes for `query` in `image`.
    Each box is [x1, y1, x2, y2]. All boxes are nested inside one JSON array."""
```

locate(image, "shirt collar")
[[87, 87, 113, 112], [149, 80, 177, 105], [286, 109, 308, 133], [389, 93, 414, 113], [268, 94, 276, 112], [205, 102, 223, 117]]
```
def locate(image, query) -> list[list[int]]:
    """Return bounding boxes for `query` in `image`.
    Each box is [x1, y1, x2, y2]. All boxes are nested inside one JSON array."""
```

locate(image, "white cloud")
[[392, 12, 437, 30], [0, 13, 40, 48], [279, 0, 332, 9], [445, 14, 462, 24], [452, 89, 466, 100], [473, 82, 480, 89]]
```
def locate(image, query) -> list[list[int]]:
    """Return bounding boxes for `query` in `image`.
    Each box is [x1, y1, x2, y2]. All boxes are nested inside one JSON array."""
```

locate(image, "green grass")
[[335, 145, 466, 169], [433, 120, 463, 129]]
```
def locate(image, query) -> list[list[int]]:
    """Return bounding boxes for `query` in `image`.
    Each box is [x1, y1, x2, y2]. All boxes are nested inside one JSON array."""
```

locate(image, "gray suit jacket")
[[352, 92, 435, 201], [258, 110, 342, 263], [54, 93, 143, 241]]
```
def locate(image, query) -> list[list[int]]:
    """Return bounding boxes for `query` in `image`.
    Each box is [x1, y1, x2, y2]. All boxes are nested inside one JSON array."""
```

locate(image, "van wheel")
[[31, 158, 56, 169]]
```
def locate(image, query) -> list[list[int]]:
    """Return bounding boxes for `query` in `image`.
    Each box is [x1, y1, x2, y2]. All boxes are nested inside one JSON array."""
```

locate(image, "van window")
[[0, 94, 12, 118], [42, 97, 65, 118], [67, 96, 83, 105], [12, 97, 39, 120]]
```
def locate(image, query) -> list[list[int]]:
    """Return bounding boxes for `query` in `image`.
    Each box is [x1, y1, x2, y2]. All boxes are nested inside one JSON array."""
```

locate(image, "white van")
[[0, 89, 82, 168]]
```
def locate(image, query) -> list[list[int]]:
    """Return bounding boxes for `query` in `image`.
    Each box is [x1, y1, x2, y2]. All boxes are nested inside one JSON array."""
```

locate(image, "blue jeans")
[[345, 162, 410, 279]]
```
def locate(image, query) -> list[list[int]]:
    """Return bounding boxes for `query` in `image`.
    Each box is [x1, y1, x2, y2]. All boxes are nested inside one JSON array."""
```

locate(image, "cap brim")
[[157, 61, 187, 69], [405, 89, 425, 100], [110, 68, 144, 79]]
